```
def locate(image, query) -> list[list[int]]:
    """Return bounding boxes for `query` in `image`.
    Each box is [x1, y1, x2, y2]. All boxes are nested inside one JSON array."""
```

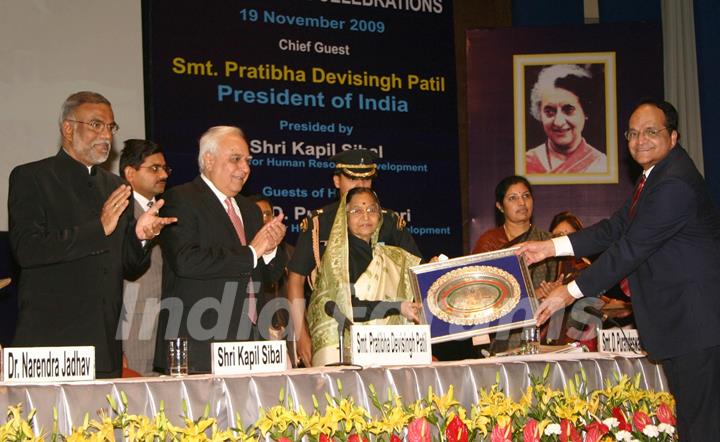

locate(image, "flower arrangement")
[[0, 367, 677, 441]]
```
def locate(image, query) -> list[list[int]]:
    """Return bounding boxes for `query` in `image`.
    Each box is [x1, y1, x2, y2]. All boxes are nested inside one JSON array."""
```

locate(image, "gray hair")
[[529, 65, 591, 121], [59, 91, 111, 128], [198, 126, 245, 172]]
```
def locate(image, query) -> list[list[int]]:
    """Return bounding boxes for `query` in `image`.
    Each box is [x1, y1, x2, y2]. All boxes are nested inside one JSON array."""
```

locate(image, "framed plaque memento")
[[409, 247, 538, 343]]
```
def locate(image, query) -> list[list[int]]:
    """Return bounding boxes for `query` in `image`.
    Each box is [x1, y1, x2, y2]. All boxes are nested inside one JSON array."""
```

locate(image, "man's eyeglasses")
[[140, 165, 172, 175], [624, 127, 667, 141], [347, 205, 380, 217], [66, 119, 120, 134]]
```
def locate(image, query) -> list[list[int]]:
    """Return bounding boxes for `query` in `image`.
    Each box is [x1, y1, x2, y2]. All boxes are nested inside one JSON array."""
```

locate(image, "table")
[[0, 352, 666, 436]]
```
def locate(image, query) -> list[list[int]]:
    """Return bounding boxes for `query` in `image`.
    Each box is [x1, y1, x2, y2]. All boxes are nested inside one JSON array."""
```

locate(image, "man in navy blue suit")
[[520, 99, 720, 440]]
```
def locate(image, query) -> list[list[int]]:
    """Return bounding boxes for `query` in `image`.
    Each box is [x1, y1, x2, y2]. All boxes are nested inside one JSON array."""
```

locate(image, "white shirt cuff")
[[262, 247, 278, 264], [567, 280, 584, 299], [248, 245, 258, 268], [552, 236, 575, 257]]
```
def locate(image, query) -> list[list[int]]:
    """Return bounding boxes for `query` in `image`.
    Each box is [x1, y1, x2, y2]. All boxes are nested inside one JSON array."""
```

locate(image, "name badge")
[[351, 324, 432, 367], [597, 328, 643, 354], [211, 341, 287, 375], [3, 346, 95, 383]]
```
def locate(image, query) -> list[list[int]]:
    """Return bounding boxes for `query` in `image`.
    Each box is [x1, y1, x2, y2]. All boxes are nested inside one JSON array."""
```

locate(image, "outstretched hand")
[[534, 284, 575, 325], [516, 239, 556, 265], [136, 199, 177, 240], [400, 301, 423, 324]]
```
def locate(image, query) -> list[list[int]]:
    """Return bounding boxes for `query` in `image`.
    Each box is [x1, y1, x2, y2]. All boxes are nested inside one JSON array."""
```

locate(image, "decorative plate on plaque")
[[426, 265, 521, 326], [410, 248, 537, 343]]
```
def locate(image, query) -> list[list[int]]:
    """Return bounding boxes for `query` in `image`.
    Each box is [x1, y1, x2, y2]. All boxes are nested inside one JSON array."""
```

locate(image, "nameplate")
[[351, 324, 432, 367], [211, 341, 287, 375], [598, 328, 643, 354], [3, 346, 95, 383]]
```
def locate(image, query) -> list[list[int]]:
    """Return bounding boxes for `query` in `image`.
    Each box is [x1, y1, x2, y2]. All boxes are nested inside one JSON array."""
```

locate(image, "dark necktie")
[[620, 174, 647, 296], [224, 198, 256, 324]]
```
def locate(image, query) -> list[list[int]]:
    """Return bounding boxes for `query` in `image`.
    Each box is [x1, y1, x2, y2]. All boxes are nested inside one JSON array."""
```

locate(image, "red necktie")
[[225, 198, 256, 324], [620, 175, 647, 296], [225, 198, 246, 245]]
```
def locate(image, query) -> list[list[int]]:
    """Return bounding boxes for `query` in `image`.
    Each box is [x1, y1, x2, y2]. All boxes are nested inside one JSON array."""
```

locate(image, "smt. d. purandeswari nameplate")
[[409, 247, 538, 343]]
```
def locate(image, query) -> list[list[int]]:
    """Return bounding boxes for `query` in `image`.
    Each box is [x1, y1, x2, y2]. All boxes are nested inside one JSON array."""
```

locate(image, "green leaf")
[[120, 390, 129, 408], [106, 394, 117, 412], [336, 378, 343, 393]]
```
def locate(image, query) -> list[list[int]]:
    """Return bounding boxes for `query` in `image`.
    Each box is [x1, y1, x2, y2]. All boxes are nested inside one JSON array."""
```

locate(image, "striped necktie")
[[619, 174, 647, 297]]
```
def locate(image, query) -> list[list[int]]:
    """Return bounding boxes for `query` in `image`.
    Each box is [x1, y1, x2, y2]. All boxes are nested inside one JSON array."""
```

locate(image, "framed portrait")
[[409, 247, 538, 343], [513, 52, 618, 185]]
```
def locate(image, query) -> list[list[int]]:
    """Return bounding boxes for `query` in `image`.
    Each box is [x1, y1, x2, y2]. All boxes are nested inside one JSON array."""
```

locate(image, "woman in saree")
[[472, 175, 556, 289], [307, 187, 422, 366], [471, 175, 557, 354]]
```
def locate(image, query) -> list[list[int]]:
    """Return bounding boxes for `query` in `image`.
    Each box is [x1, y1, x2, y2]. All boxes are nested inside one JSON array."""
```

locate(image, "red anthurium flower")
[[490, 423, 512, 442], [612, 407, 633, 432], [445, 415, 469, 442], [319, 434, 333, 442], [584, 421, 609, 442], [633, 411, 651, 432], [347, 434, 369, 442], [559, 419, 581, 442], [408, 417, 431, 442], [390, 434, 402, 442], [277, 438, 292, 442], [657, 403, 677, 426], [523, 418, 540, 442]]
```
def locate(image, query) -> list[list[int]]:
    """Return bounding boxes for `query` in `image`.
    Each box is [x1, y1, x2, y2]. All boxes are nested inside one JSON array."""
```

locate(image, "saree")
[[307, 194, 421, 366], [526, 139, 607, 174]]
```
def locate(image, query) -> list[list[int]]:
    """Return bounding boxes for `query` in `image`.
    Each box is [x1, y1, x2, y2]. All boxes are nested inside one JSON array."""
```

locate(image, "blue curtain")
[[512, 0, 584, 26]]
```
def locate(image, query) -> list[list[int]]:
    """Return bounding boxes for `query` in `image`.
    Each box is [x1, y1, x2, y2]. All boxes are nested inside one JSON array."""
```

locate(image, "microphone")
[[584, 305, 608, 322], [584, 305, 640, 354], [324, 300, 354, 331]]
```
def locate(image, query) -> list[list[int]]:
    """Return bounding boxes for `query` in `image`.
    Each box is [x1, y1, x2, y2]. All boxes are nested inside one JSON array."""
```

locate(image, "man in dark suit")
[[520, 99, 720, 440], [9, 91, 175, 378], [118, 139, 170, 375], [154, 126, 287, 374]]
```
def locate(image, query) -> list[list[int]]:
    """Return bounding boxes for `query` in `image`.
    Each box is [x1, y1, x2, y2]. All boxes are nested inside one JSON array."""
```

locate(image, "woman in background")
[[472, 175, 556, 354], [307, 187, 422, 366]]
